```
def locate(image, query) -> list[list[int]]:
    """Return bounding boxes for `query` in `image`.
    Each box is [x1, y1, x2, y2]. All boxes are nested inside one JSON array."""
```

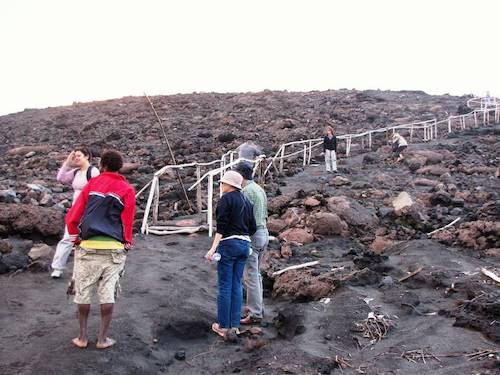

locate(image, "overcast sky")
[[1, 0, 498, 116]]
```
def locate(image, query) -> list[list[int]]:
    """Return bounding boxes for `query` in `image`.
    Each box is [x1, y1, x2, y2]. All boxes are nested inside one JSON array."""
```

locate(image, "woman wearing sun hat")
[[205, 170, 257, 338]]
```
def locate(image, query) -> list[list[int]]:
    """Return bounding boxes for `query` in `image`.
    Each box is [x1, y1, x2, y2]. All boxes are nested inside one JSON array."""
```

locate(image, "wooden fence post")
[[279, 146, 285, 173], [152, 178, 160, 224], [196, 165, 202, 213], [207, 174, 213, 237], [141, 176, 158, 234]]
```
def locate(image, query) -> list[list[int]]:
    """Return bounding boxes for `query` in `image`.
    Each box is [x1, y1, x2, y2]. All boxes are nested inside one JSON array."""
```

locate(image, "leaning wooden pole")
[[144, 93, 193, 211]]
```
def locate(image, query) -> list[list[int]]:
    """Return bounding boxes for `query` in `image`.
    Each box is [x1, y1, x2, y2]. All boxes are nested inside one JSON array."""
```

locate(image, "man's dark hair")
[[234, 162, 253, 180], [74, 146, 92, 161], [100, 149, 123, 172]]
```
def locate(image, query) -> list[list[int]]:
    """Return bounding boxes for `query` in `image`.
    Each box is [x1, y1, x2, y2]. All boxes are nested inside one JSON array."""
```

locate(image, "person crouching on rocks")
[[65, 150, 135, 349], [323, 126, 338, 173], [51, 147, 100, 278], [391, 133, 408, 162], [205, 170, 257, 338]]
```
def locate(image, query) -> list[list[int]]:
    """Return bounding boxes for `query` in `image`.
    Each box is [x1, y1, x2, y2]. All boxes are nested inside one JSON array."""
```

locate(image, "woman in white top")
[[50, 147, 100, 278]]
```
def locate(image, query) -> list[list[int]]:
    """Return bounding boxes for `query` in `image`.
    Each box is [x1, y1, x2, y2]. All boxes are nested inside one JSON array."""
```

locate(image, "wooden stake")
[[144, 93, 193, 211]]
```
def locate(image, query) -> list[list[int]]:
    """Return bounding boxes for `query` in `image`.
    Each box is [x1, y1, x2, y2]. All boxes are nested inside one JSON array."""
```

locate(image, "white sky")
[[1, 0, 499, 116]]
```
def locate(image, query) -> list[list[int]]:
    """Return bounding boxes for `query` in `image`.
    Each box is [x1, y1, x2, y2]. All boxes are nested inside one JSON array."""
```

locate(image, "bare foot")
[[96, 337, 116, 349], [72, 337, 88, 349]]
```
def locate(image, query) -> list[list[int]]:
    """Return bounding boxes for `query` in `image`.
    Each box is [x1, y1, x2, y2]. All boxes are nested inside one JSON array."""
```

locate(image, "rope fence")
[[140, 96, 499, 236]]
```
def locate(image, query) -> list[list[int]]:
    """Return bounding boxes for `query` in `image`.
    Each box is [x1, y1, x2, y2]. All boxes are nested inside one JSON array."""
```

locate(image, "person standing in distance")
[[323, 126, 338, 173]]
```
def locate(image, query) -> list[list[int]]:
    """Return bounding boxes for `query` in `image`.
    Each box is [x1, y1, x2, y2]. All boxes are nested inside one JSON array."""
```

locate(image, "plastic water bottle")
[[209, 253, 221, 262]]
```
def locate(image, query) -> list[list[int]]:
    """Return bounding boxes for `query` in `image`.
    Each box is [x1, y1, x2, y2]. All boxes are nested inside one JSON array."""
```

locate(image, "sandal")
[[211, 323, 228, 338], [240, 315, 262, 325]]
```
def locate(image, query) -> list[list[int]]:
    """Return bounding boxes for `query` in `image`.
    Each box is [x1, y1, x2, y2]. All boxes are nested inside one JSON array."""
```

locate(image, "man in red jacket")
[[66, 149, 135, 349]]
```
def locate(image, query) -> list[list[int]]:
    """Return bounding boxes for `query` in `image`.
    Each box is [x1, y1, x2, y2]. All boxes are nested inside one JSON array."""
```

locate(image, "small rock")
[[24, 151, 36, 158], [267, 218, 287, 235], [380, 276, 394, 287], [0, 189, 18, 203], [28, 244, 53, 260], [392, 192, 414, 215], [330, 176, 351, 186], [278, 228, 314, 244], [0, 239, 13, 254], [39, 193, 53, 207], [304, 197, 321, 208], [174, 350, 186, 361], [306, 212, 349, 236], [280, 243, 293, 258]]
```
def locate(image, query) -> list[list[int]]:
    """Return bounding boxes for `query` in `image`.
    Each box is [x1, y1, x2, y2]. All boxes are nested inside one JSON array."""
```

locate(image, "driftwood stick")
[[399, 266, 423, 282], [481, 268, 500, 284], [272, 261, 319, 277], [427, 217, 461, 236]]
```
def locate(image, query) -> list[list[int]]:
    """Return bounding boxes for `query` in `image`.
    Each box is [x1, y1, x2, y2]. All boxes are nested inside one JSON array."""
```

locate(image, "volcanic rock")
[[268, 194, 295, 215], [306, 212, 348, 236], [267, 218, 287, 235], [304, 197, 321, 208], [326, 196, 378, 229], [416, 165, 450, 176], [457, 221, 500, 250], [273, 270, 332, 301], [0, 203, 64, 238], [0, 239, 13, 254], [0, 189, 18, 203], [329, 176, 351, 186], [278, 228, 314, 244], [370, 236, 397, 253], [28, 244, 54, 261], [392, 192, 414, 215]]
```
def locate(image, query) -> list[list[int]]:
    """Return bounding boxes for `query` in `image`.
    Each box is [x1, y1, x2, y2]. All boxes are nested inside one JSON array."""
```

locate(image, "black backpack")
[[73, 165, 96, 182]]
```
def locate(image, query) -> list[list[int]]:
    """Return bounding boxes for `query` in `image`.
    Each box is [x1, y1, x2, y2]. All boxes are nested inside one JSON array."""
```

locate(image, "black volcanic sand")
[[0, 92, 499, 374], [2, 130, 500, 374], [0, 234, 498, 375]]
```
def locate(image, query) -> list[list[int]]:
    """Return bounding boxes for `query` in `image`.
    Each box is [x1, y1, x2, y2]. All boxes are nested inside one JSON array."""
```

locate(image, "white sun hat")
[[220, 170, 243, 190]]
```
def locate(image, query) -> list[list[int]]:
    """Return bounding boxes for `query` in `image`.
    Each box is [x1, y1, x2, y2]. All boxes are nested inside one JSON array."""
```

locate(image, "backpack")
[[73, 165, 96, 182]]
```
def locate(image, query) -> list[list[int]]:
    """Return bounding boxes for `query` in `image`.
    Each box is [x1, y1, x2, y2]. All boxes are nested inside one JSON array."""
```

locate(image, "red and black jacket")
[[66, 172, 135, 246]]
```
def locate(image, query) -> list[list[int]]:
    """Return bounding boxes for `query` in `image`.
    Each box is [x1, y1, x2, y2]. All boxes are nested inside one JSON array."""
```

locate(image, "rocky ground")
[[0, 90, 499, 374]]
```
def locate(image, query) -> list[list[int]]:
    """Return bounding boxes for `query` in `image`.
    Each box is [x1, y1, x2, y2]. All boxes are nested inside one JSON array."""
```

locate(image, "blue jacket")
[[216, 191, 257, 238]]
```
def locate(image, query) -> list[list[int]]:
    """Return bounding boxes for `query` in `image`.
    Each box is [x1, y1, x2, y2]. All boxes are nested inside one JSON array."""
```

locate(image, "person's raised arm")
[[57, 151, 78, 184]]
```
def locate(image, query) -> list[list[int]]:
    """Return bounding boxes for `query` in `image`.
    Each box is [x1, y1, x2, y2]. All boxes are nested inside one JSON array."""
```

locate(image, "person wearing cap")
[[235, 163, 268, 325], [205, 170, 257, 338]]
